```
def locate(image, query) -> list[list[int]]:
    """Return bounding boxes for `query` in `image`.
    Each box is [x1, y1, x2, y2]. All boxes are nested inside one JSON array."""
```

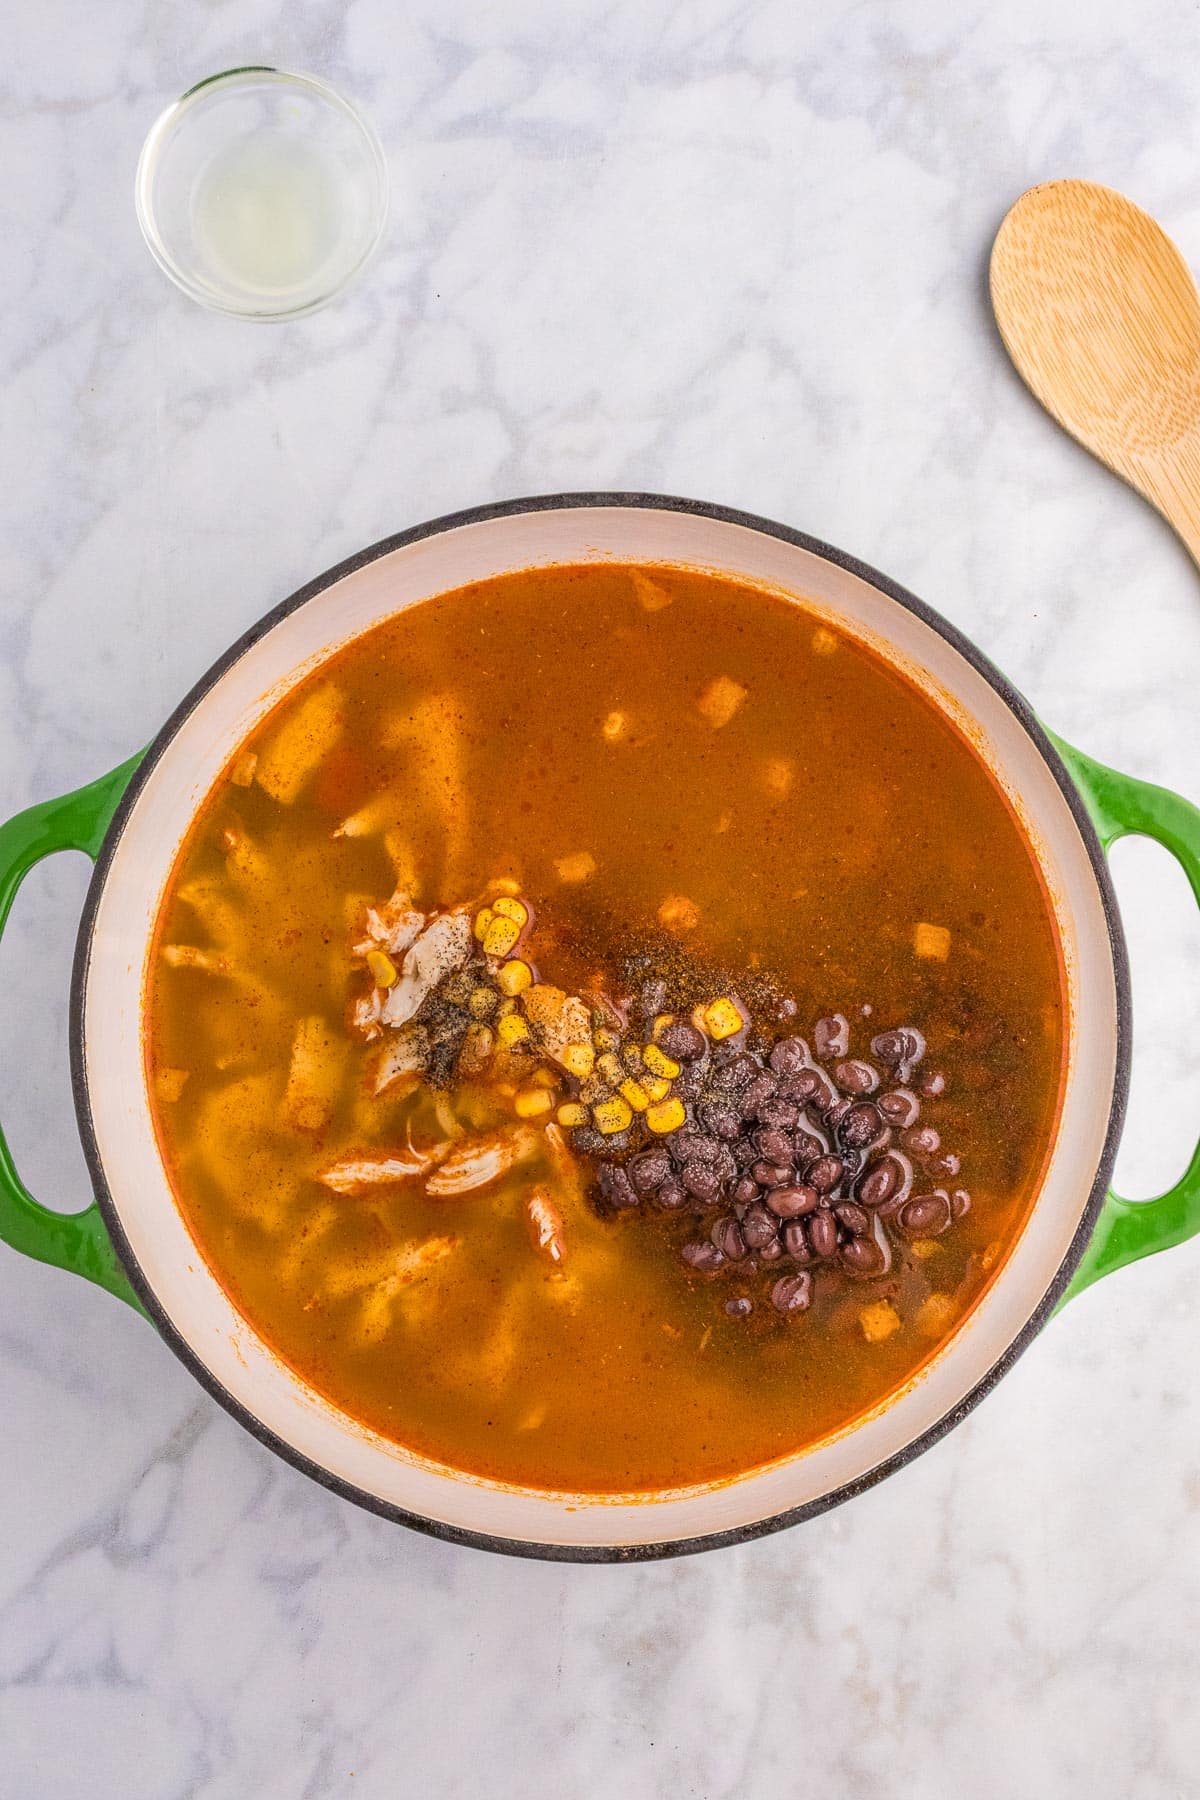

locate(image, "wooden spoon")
[[990, 179, 1200, 562]]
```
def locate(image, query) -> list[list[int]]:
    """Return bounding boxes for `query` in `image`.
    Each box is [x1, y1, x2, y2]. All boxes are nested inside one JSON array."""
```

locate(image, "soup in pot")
[[145, 562, 1066, 1493]]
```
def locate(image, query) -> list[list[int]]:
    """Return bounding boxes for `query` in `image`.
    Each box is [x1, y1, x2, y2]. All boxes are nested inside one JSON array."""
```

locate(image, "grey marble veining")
[[2, 1, 1200, 1795]]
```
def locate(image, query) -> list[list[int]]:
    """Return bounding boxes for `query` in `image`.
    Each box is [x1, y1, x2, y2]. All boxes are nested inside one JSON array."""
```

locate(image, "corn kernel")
[[593, 1026, 619, 1052], [496, 996, 518, 1016], [555, 850, 597, 883], [230, 750, 258, 788], [642, 1075, 671, 1103], [619, 1078, 650, 1112], [621, 1043, 645, 1075], [914, 922, 951, 961], [601, 710, 628, 742], [859, 1300, 901, 1343], [916, 1293, 956, 1338], [497, 1012, 531, 1047], [812, 627, 838, 656], [473, 907, 494, 942], [579, 1075, 610, 1105], [487, 876, 522, 896], [646, 1097, 686, 1135], [597, 1051, 624, 1087], [492, 895, 528, 926], [561, 1042, 595, 1080], [556, 1102, 589, 1128], [514, 1087, 555, 1119], [651, 1013, 675, 1042], [468, 986, 497, 1019], [496, 958, 533, 996], [658, 893, 700, 932], [642, 1043, 680, 1080], [697, 674, 747, 728], [366, 949, 398, 988], [704, 997, 744, 1040], [593, 1095, 634, 1135], [483, 915, 521, 957], [531, 1066, 560, 1089]]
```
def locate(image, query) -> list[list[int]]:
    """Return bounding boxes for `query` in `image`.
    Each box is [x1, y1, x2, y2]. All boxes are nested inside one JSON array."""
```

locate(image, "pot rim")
[[68, 491, 1132, 1562]]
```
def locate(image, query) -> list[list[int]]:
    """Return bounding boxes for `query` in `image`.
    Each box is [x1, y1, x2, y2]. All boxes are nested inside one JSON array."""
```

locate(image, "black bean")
[[710, 1052, 759, 1093], [672, 1129, 721, 1165], [806, 1154, 845, 1194], [711, 1214, 748, 1260], [920, 1070, 946, 1097], [683, 1162, 721, 1203], [766, 1183, 819, 1218], [807, 1072, 838, 1111], [598, 1164, 639, 1209], [681, 1240, 725, 1271], [834, 1202, 870, 1236], [898, 1191, 952, 1238], [856, 1150, 911, 1209], [571, 1125, 607, 1155], [879, 1088, 920, 1129], [771, 1271, 813, 1314], [629, 1148, 672, 1193], [769, 1036, 810, 1076], [592, 1130, 632, 1157], [951, 1188, 971, 1219], [752, 1159, 792, 1188], [928, 1150, 961, 1179], [824, 1097, 852, 1131], [757, 1095, 800, 1131], [733, 1135, 760, 1171], [758, 1239, 783, 1262], [778, 1066, 823, 1104], [673, 1063, 705, 1099], [654, 1179, 688, 1210], [808, 1210, 838, 1258], [711, 1145, 738, 1187], [839, 1101, 885, 1150], [638, 978, 668, 1020], [739, 1073, 779, 1117], [793, 1127, 828, 1164], [725, 1296, 753, 1317], [902, 1125, 941, 1157], [732, 1174, 761, 1204], [754, 1126, 795, 1166], [896, 1026, 926, 1073], [699, 1102, 742, 1140], [871, 1029, 910, 1066], [742, 1203, 781, 1250], [783, 1220, 812, 1261], [813, 1014, 850, 1059], [834, 1058, 880, 1096], [660, 1021, 707, 1061], [841, 1234, 887, 1277]]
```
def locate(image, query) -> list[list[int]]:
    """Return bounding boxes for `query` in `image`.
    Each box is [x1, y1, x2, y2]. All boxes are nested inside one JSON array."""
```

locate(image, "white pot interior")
[[81, 504, 1119, 1550]]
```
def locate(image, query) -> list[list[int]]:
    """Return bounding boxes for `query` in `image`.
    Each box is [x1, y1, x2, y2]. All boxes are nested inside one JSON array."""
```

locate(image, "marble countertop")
[[3, 1, 1200, 1794]]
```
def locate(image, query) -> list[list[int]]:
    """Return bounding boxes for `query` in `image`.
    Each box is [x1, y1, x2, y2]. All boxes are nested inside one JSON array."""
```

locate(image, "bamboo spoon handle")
[[990, 180, 1200, 567]]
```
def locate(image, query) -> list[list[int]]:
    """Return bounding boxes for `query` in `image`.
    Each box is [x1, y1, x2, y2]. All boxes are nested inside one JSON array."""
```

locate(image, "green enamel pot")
[[1, 495, 1196, 1561]]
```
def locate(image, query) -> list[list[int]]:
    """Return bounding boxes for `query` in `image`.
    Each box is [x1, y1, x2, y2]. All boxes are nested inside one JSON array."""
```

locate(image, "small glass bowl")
[[135, 66, 389, 321]]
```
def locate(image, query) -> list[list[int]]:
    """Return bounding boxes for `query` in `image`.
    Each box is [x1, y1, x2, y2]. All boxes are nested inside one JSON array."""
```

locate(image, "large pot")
[[3, 495, 1198, 1562]]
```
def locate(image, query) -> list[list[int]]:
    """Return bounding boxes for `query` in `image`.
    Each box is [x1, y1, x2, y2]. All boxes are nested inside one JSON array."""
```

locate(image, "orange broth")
[[145, 563, 1066, 1492]]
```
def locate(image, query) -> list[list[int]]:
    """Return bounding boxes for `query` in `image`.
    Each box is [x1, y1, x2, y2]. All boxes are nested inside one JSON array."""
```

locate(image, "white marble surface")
[[3, 0, 1200, 1793]]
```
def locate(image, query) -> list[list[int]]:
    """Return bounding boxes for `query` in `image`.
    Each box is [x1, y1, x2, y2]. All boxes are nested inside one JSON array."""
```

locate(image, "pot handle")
[[1049, 733, 1200, 1302], [0, 756, 146, 1313]]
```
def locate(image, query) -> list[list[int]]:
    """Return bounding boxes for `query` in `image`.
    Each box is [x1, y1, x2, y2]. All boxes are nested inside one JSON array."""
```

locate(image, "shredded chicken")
[[380, 910, 473, 1029], [525, 1185, 566, 1268], [318, 1137, 452, 1194], [425, 1125, 538, 1196]]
